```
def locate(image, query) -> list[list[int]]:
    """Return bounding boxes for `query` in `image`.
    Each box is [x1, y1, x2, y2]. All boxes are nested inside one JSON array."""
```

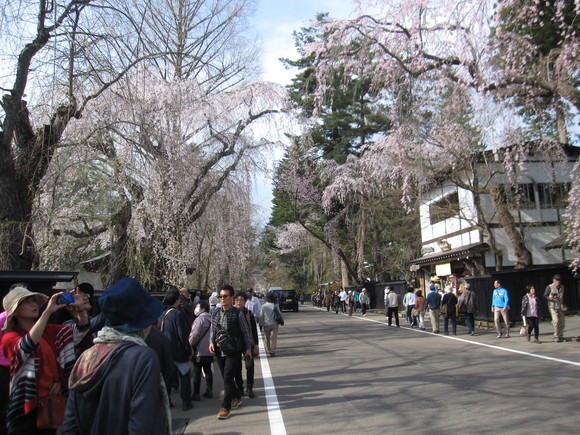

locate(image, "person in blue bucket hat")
[[62, 278, 171, 435]]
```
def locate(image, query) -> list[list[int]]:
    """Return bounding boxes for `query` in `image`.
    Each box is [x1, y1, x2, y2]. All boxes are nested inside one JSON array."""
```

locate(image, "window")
[[429, 192, 460, 225], [537, 183, 570, 208], [501, 183, 570, 209]]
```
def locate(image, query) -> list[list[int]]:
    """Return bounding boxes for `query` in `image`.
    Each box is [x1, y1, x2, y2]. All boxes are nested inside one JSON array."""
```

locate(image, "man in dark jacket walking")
[[159, 288, 194, 411], [209, 285, 253, 420]]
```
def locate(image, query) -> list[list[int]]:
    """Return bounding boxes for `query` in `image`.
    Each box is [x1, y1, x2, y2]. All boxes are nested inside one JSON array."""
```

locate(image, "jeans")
[[464, 313, 475, 334], [418, 312, 425, 329], [493, 308, 510, 335], [361, 303, 368, 315], [444, 314, 456, 334], [406, 305, 415, 324], [387, 307, 399, 326], [216, 352, 242, 410]]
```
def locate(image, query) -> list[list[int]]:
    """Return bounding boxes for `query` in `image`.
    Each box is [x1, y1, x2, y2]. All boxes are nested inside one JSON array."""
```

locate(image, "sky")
[[250, 0, 358, 224]]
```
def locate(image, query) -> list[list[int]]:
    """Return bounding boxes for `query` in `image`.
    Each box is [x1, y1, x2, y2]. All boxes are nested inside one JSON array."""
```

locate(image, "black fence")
[[357, 266, 578, 322], [362, 281, 407, 310], [466, 265, 578, 322]]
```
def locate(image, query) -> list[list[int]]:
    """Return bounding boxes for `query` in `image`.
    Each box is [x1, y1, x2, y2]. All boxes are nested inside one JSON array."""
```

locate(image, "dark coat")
[[441, 293, 458, 318], [457, 290, 476, 314], [158, 307, 192, 362], [145, 327, 176, 390], [521, 294, 542, 318], [241, 308, 259, 346], [62, 342, 165, 435]]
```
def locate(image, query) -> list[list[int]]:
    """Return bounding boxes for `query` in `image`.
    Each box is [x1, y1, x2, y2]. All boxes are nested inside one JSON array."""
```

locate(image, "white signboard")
[[435, 263, 452, 277]]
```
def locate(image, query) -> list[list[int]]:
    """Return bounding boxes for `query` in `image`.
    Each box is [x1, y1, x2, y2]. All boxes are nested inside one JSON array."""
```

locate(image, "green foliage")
[[265, 14, 420, 289]]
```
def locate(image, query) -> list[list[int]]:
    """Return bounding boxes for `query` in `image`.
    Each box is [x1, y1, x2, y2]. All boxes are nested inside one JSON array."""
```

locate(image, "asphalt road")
[[174, 305, 580, 435]]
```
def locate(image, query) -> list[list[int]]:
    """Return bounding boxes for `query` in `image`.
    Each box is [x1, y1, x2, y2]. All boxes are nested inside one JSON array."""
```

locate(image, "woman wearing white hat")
[[1, 286, 89, 434]]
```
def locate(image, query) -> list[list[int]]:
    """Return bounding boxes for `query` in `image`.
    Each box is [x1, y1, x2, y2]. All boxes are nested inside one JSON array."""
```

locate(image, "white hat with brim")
[[2, 287, 48, 331]]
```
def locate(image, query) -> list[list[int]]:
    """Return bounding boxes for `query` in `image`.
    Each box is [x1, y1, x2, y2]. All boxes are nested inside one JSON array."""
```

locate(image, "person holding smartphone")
[[1, 286, 89, 434], [544, 274, 565, 342]]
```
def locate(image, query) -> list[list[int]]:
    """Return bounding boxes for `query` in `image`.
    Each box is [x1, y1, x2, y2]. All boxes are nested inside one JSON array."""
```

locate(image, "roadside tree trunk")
[[490, 186, 533, 268]]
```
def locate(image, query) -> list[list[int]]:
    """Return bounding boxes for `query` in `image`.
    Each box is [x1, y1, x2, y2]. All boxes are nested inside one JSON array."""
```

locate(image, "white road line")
[[258, 330, 287, 435], [311, 305, 580, 367]]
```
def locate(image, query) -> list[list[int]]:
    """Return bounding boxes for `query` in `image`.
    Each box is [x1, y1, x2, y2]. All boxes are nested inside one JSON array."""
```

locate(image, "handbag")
[[519, 325, 528, 336], [274, 306, 284, 326], [36, 395, 67, 429], [411, 308, 419, 317], [215, 324, 236, 356]]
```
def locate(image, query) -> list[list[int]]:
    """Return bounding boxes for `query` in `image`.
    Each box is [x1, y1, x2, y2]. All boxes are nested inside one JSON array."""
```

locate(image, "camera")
[[57, 292, 75, 305]]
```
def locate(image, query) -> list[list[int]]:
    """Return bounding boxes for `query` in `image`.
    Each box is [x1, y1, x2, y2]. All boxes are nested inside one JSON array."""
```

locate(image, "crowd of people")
[[0, 273, 568, 433], [0, 279, 279, 433], [313, 274, 568, 344]]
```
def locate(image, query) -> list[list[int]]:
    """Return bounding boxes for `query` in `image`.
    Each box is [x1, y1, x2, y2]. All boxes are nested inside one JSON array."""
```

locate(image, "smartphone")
[[57, 292, 75, 305]]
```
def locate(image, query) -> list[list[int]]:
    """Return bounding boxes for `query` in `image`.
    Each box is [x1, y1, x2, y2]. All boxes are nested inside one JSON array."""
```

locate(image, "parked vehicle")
[[268, 288, 299, 312]]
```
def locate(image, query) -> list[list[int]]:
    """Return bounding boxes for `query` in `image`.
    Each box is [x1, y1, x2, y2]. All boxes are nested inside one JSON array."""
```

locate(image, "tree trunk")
[[490, 187, 533, 269], [472, 186, 503, 271], [105, 199, 132, 286], [0, 170, 34, 270], [356, 194, 367, 282], [1, 94, 77, 270]]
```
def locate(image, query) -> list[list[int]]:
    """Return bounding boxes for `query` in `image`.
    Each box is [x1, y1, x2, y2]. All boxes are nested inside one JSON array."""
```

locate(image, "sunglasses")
[[219, 294, 230, 299]]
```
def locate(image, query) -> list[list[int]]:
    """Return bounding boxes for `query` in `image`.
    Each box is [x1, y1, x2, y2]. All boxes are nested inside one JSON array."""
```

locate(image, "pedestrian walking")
[[261, 293, 283, 357], [544, 274, 565, 342], [491, 280, 510, 338], [457, 283, 477, 335], [189, 300, 214, 401], [359, 289, 370, 316], [521, 285, 542, 343], [209, 285, 253, 420], [414, 290, 426, 330], [347, 291, 355, 316], [425, 287, 442, 333], [385, 287, 400, 327], [234, 293, 259, 398], [442, 286, 457, 335], [403, 287, 417, 326], [158, 288, 193, 411]]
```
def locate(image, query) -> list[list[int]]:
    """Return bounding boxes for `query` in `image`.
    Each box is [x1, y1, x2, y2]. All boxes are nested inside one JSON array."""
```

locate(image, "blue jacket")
[[492, 287, 509, 309]]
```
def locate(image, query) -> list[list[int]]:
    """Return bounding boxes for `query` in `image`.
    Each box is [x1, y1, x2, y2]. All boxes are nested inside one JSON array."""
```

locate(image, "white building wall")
[[419, 149, 576, 269]]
